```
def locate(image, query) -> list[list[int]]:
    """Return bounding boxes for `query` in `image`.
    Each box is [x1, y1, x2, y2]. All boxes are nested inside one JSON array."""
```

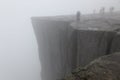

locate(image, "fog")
[[0, 0, 120, 80]]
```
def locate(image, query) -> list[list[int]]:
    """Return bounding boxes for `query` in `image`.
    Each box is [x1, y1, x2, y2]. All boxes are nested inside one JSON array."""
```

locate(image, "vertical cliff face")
[[77, 30, 116, 67], [31, 16, 120, 80], [70, 18, 120, 67], [110, 33, 120, 53], [31, 19, 78, 80]]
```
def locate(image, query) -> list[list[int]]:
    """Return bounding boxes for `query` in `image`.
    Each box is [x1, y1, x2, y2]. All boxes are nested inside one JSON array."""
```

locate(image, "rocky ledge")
[[65, 52, 120, 80]]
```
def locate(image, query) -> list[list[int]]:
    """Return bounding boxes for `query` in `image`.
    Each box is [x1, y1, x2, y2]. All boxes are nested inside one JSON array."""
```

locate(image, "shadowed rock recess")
[[31, 12, 120, 80]]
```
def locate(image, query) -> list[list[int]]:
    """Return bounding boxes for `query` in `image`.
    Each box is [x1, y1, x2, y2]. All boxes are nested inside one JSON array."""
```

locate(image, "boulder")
[[65, 52, 120, 80]]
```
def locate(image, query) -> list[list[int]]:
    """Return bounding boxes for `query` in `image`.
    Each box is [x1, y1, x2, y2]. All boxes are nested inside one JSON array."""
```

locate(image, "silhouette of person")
[[99, 7, 105, 14], [76, 11, 81, 22], [110, 6, 114, 13]]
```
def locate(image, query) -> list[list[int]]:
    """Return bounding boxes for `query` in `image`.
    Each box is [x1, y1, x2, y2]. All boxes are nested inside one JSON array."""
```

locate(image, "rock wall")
[[77, 30, 116, 67], [110, 33, 120, 53], [31, 19, 78, 80], [31, 17, 120, 80]]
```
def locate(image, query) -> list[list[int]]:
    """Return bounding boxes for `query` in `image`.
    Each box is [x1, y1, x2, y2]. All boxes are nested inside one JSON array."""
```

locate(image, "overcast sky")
[[0, 0, 120, 80]]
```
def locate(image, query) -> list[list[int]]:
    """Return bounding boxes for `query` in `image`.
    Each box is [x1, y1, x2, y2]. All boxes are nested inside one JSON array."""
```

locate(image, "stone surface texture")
[[65, 52, 120, 80]]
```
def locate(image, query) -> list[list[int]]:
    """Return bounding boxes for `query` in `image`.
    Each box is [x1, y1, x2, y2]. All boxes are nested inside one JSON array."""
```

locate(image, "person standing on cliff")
[[110, 6, 114, 14], [99, 7, 105, 18], [75, 11, 81, 29], [76, 11, 81, 22]]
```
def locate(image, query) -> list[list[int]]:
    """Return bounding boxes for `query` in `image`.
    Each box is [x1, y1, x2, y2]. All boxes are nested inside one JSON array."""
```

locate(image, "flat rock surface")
[[71, 18, 120, 31]]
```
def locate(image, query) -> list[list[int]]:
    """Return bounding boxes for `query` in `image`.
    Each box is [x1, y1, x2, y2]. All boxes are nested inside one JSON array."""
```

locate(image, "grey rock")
[[65, 52, 120, 80], [110, 33, 120, 54], [31, 13, 120, 80]]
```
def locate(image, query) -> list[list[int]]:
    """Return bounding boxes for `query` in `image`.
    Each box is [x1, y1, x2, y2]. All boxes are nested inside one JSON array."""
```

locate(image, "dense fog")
[[0, 0, 120, 80]]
